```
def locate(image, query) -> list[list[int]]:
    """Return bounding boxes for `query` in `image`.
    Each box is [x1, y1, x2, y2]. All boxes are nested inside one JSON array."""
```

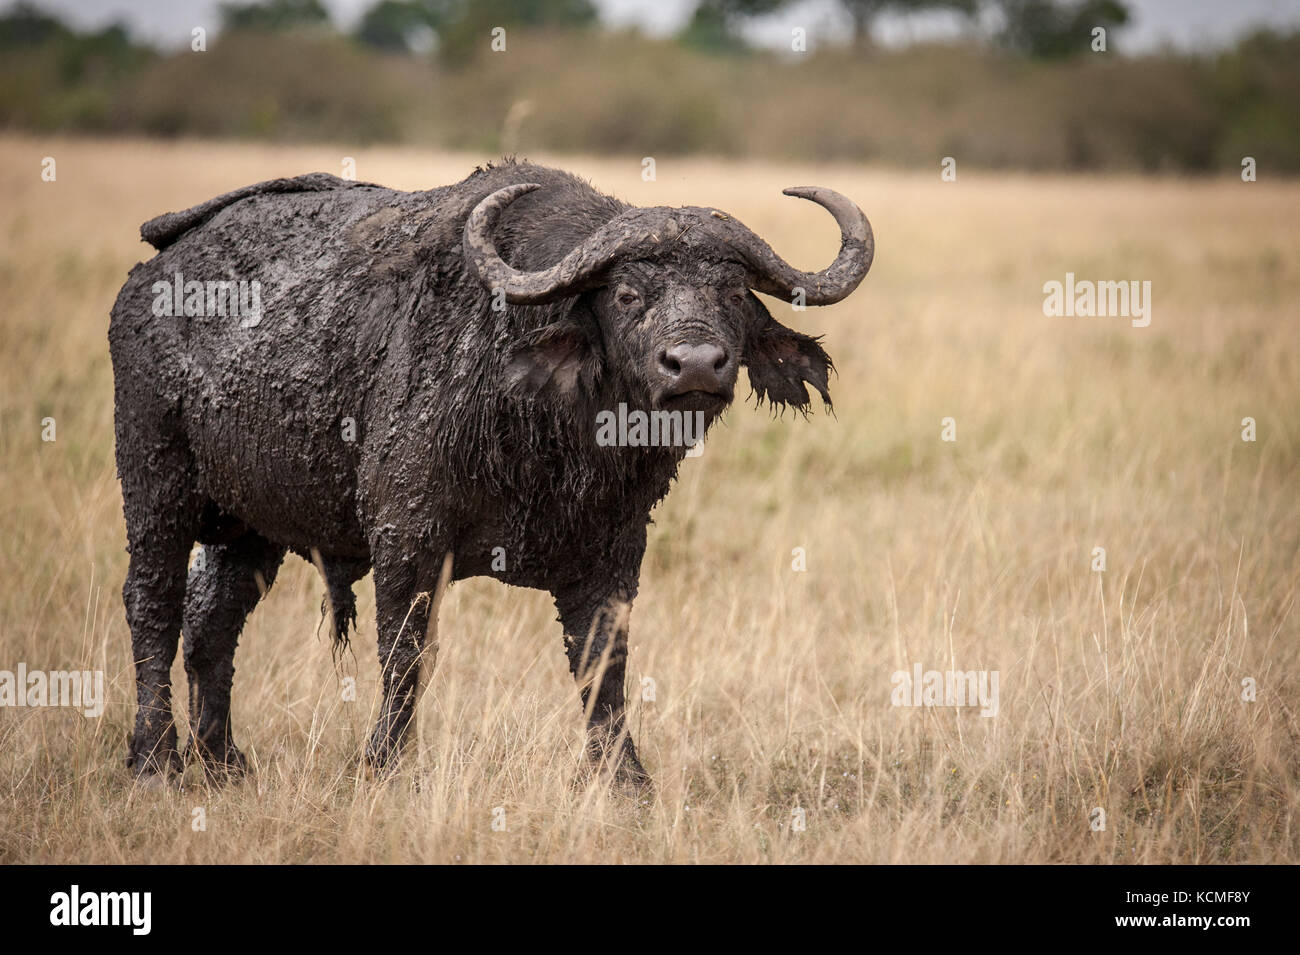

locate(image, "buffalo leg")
[[120, 443, 200, 780], [554, 586, 649, 790], [365, 551, 437, 773], [182, 533, 286, 779]]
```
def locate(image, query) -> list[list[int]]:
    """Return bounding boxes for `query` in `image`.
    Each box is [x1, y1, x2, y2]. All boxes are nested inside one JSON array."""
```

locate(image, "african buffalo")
[[109, 161, 873, 788]]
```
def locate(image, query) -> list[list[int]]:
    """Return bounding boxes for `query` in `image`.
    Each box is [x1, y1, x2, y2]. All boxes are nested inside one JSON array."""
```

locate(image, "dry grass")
[[0, 135, 1296, 863]]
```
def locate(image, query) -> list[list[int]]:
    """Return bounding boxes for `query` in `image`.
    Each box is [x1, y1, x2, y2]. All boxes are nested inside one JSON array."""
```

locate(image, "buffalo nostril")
[[714, 349, 729, 371], [659, 349, 682, 376]]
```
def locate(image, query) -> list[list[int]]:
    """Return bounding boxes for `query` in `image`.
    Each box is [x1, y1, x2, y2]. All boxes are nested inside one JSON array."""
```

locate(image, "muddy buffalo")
[[109, 161, 874, 789]]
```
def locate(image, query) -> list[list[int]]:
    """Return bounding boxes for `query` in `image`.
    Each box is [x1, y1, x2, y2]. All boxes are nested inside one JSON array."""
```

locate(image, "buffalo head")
[[463, 183, 874, 419]]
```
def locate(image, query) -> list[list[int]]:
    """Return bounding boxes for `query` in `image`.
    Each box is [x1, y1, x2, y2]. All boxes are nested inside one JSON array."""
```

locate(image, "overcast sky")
[[17, 0, 1300, 53]]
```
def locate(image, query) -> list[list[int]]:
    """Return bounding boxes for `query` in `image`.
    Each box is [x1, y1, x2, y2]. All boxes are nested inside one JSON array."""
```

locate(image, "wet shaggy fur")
[[109, 160, 860, 786]]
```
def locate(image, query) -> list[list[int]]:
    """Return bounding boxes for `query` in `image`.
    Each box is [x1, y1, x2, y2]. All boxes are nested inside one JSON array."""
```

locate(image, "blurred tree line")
[[1, 0, 1297, 172], [218, 0, 1132, 59]]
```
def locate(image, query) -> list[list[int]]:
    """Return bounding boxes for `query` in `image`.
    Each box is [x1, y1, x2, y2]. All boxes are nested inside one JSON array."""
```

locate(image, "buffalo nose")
[[658, 343, 730, 393]]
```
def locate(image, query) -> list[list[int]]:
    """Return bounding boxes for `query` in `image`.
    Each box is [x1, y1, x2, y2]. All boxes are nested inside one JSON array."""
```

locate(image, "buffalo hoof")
[[612, 764, 655, 801], [126, 755, 181, 790], [126, 727, 183, 783], [572, 762, 654, 801], [580, 741, 654, 799], [364, 726, 410, 781], [184, 738, 248, 783]]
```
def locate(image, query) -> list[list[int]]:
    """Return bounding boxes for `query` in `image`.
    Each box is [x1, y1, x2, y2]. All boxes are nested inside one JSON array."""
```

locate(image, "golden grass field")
[[0, 135, 1296, 863]]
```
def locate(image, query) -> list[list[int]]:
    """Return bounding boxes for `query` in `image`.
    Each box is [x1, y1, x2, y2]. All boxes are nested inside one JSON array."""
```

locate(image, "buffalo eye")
[[618, 291, 639, 306], [729, 290, 747, 307]]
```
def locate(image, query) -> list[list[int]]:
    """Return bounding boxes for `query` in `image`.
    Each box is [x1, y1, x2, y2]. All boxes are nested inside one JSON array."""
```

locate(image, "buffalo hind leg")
[[121, 449, 200, 781], [555, 587, 650, 793], [182, 533, 286, 780]]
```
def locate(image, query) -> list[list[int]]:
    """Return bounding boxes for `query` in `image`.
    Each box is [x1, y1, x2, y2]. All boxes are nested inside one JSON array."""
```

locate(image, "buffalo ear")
[[743, 312, 834, 413], [505, 321, 597, 400]]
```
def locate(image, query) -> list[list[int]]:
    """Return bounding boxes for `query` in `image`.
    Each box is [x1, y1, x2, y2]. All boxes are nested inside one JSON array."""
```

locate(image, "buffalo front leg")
[[554, 586, 649, 791], [365, 549, 445, 774]]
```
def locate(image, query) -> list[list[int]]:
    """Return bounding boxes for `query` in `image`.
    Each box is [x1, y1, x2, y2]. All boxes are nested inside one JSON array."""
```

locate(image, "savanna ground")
[[0, 136, 1296, 863]]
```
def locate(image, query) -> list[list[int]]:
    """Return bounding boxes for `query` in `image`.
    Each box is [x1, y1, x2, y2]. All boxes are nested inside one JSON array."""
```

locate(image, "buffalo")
[[109, 161, 874, 789]]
